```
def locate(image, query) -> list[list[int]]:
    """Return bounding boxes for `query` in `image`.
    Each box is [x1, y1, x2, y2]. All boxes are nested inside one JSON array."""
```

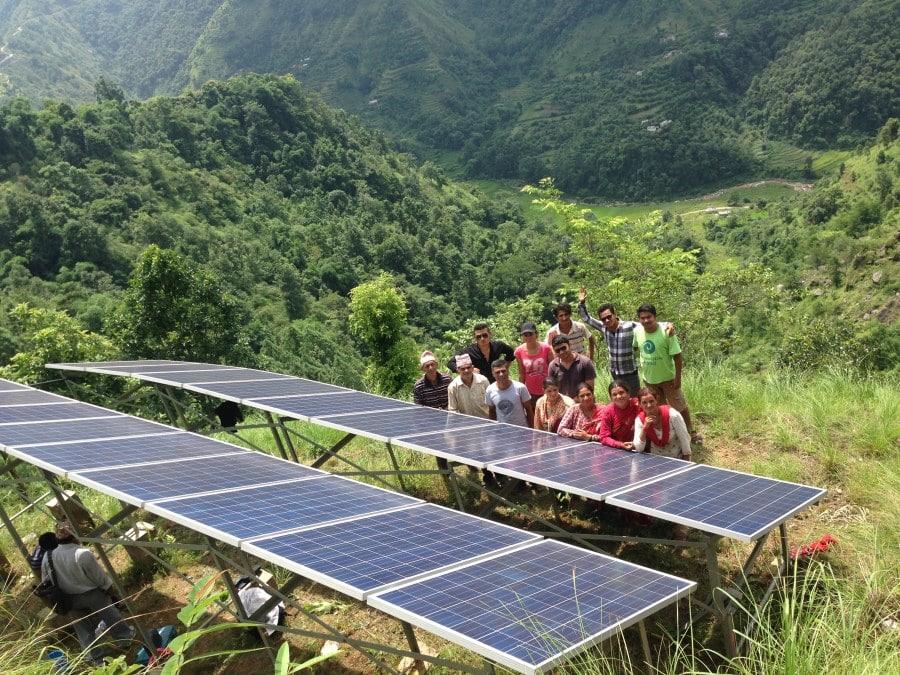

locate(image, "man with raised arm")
[[578, 286, 674, 396], [447, 323, 515, 384]]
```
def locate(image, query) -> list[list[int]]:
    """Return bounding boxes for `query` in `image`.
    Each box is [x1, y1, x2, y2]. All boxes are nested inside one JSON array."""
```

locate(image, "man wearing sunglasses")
[[578, 286, 674, 396], [447, 322, 515, 384], [548, 334, 596, 399]]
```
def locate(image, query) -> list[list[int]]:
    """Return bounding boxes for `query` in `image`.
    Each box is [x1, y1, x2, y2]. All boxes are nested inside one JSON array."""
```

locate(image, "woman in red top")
[[598, 380, 640, 450], [557, 382, 604, 441]]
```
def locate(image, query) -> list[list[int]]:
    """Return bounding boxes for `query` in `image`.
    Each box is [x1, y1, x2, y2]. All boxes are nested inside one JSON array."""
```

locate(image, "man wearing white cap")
[[41, 521, 134, 665], [413, 351, 452, 409]]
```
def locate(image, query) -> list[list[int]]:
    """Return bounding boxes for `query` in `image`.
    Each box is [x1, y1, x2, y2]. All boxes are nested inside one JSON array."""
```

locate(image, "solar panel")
[[0, 416, 172, 449], [0, 389, 72, 406], [314, 407, 491, 442], [0, 379, 34, 392], [3, 432, 238, 475], [397, 425, 585, 468], [250, 391, 412, 420], [72, 451, 326, 506], [488, 445, 694, 500], [45, 360, 186, 373], [139, 368, 291, 386], [104, 363, 238, 375], [368, 539, 695, 674], [607, 464, 827, 542], [187, 378, 348, 401], [149, 475, 422, 546], [0, 402, 114, 425], [243, 503, 542, 600]]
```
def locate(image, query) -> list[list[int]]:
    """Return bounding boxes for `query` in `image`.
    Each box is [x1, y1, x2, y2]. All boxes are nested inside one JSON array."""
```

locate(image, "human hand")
[[579, 285, 587, 303], [623, 442, 634, 450], [666, 322, 676, 337]]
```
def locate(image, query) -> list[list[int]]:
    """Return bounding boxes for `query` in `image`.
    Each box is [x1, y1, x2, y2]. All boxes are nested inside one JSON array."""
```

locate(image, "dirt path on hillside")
[[699, 179, 813, 199]]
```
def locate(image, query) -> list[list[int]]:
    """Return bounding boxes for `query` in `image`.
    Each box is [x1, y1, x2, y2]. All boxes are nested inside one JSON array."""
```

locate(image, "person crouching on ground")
[[533, 376, 574, 433], [42, 521, 134, 666]]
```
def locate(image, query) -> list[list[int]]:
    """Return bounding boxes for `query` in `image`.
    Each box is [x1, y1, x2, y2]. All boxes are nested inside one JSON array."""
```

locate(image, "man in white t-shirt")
[[485, 359, 533, 427]]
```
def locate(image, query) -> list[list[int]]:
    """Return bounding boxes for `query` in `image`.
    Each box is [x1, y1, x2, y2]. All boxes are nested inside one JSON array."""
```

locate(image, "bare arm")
[[673, 353, 683, 390]]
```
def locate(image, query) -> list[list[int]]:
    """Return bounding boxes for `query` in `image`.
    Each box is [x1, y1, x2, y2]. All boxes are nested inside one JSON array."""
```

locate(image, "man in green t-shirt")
[[633, 303, 700, 443]]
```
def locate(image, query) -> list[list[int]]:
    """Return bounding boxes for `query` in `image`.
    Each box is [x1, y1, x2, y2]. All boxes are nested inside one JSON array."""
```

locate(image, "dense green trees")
[[348, 274, 417, 396], [110, 246, 255, 365], [0, 74, 563, 387]]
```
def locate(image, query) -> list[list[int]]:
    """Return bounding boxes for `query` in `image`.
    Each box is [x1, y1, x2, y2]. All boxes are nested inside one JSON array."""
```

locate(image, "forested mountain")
[[1, 0, 896, 199], [0, 71, 897, 396], [0, 74, 569, 386]]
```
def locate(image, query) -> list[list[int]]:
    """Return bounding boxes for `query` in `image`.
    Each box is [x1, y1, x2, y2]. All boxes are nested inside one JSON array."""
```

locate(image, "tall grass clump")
[[724, 550, 900, 675]]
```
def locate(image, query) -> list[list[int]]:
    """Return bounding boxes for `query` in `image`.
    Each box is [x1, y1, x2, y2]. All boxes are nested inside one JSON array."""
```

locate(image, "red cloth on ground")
[[790, 534, 837, 560]]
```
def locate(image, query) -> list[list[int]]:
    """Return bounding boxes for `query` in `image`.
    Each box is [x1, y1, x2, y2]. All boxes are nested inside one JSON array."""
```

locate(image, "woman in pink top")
[[598, 380, 640, 450], [515, 321, 554, 398]]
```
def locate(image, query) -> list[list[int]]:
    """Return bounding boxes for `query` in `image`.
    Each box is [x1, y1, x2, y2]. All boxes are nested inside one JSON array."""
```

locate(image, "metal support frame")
[[49, 372, 800, 661], [0, 449, 497, 674]]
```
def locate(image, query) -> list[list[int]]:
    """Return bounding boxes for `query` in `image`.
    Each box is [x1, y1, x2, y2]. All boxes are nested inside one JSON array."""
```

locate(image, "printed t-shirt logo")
[[642, 340, 656, 355]]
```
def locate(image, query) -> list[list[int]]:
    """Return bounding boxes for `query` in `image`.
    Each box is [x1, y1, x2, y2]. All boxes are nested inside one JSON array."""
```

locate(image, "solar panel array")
[[0, 378, 694, 674], [48, 361, 826, 543]]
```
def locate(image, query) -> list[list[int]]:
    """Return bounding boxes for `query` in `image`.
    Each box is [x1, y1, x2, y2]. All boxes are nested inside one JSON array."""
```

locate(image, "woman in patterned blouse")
[[556, 382, 604, 442], [533, 376, 574, 432]]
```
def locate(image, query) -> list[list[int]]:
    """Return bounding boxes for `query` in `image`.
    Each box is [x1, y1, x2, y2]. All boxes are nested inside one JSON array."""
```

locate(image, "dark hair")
[[542, 376, 560, 389], [598, 303, 615, 315], [551, 334, 570, 347], [637, 304, 657, 316], [473, 322, 490, 332], [38, 531, 58, 550], [636, 385, 662, 401], [575, 382, 594, 396], [491, 358, 509, 370], [554, 302, 573, 317], [608, 380, 630, 396]]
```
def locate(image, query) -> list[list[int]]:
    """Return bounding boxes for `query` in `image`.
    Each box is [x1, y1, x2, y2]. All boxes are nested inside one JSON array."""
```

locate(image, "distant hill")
[[0, 74, 573, 380], [0, 0, 897, 198]]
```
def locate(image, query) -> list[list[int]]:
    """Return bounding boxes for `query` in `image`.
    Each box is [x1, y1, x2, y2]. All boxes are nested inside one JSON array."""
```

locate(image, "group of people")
[[413, 288, 699, 462]]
